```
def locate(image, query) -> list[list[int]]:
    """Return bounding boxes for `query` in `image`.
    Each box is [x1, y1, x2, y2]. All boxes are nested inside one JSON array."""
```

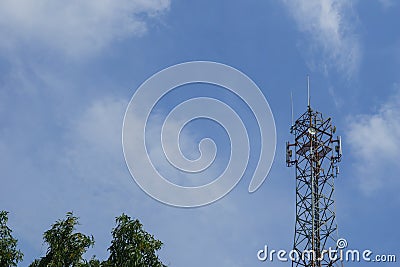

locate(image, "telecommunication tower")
[[286, 78, 343, 267]]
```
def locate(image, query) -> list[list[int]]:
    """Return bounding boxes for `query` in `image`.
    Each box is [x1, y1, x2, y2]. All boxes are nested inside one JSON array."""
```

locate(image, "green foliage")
[[104, 213, 166, 267], [0, 211, 23, 266], [29, 212, 94, 267], [2, 211, 166, 267]]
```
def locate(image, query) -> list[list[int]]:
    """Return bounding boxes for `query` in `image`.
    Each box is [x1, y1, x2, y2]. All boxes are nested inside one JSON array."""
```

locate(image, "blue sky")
[[0, 0, 399, 266]]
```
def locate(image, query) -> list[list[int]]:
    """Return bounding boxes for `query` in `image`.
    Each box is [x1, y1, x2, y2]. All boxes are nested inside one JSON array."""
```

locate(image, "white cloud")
[[346, 89, 400, 194], [72, 97, 126, 154], [64, 96, 128, 187], [66, 95, 221, 189], [378, 0, 395, 8], [0, 0, 170, 57], [282, 0, 361, 77]]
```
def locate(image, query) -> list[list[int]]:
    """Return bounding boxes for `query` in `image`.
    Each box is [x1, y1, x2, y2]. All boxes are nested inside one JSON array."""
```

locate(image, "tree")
[[103, 214, 166, 267], [29, 212, 94, 267], [0, 211, 23, 266]]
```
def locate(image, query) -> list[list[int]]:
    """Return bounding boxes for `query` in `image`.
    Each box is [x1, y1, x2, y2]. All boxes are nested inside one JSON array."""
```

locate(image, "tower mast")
[[286, 78, 343, 267]]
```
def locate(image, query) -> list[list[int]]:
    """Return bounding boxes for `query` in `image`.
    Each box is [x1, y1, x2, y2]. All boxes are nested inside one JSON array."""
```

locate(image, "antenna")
[[290, 91, 294, 126], [307, 75, 310, 107]]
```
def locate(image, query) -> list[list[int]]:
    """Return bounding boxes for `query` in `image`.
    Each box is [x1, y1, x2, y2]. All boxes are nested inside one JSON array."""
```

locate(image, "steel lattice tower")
[[286, 84, 343, 267]]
